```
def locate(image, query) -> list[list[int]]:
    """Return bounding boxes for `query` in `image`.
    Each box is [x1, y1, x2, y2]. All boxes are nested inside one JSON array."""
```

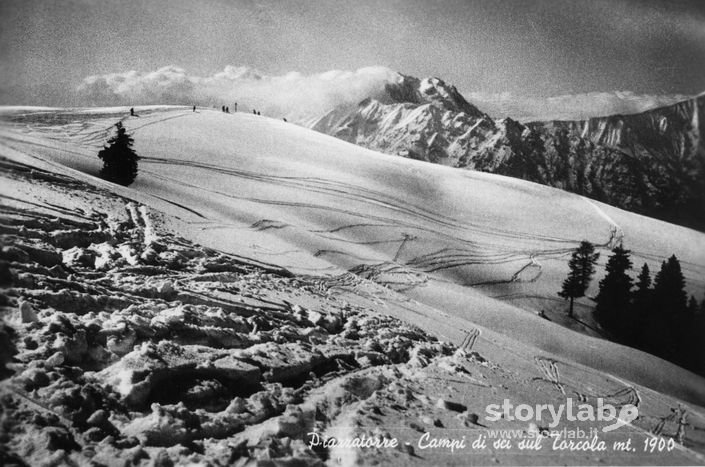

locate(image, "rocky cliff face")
[[309, 76, 705, 230], [525, 96, 704, 229]]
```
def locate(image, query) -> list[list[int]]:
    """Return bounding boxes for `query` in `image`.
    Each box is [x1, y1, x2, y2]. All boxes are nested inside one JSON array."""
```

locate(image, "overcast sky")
[[1, 0, 704, 118]]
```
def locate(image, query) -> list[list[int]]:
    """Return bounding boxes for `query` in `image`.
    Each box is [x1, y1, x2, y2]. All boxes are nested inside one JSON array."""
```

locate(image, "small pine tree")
[[630, 261, 704, 377], [630, 263, 652, 347], [559, 240, 600, 318], [98, 121, 139, 186], [595, 245, 633, 340], [653, 255, 688, 313], [688, 295, 699, 314], [679, 295, 702, 372], [651, 255, 688, 361], [692, 295, 705, 375], [633, 263, 652, 300]]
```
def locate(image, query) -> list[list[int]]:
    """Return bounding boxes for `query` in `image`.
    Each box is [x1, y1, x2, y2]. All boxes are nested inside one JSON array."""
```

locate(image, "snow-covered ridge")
[[1, 106, 705, 464], [306, 74, 705, 230], [2, 105, 704, 372]]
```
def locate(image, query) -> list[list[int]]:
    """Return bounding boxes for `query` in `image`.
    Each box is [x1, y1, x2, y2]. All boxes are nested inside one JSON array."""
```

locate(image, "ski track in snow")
[[1, 107, 705, 465], [583, 197, 625, 248], [2, 106, 704, 320]]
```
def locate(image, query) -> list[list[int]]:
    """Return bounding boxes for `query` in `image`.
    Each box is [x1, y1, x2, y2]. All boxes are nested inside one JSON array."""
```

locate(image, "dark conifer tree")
[[682, 295, 704, 373], [688, 296, 699, 314], [98, 122, 139, 186], [630, 263, 652, 347], [595, 245, 633, 341], [653, 256, 688, 312], [559, 240, 600, 318], [650, 255, 687, 361], [691, 295, 705, 374], [633, 263, 652, 300], [630, 259, 705, 376]]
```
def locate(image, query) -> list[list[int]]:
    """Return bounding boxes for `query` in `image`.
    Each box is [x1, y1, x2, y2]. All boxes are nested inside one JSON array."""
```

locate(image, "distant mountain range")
[[308, 74, 705, 230]]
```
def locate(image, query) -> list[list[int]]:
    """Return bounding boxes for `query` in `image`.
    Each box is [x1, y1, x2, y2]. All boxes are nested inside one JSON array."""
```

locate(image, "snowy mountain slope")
[[2, 159, 704, 465], [2, 106, 705, 464], [1, 106, 704, 397], [308, 75, 705, 230]]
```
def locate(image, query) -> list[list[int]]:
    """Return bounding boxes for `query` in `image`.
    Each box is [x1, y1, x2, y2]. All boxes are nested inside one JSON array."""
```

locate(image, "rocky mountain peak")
[[380, 73, 486, 118], [309, 72, 705, 230]]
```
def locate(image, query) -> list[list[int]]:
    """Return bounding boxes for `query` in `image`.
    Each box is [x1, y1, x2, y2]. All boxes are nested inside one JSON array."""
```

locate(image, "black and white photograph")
[[0, 1, 704, 465]]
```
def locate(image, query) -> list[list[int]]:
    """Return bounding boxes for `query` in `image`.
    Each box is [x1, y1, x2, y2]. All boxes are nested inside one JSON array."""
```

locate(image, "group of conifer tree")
[[560, 241, 705, 376]]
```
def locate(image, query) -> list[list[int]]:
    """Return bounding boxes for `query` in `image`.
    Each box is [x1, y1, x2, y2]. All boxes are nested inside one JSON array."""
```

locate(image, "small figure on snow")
[[130, 107, 135, 116], [233, 102, 237, 112], [193, 105, 196, 112]]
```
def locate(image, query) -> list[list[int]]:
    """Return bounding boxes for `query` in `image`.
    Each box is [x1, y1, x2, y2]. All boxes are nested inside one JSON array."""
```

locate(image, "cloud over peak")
[[77, 65, 694, 122], [77, 65, 400, 119]]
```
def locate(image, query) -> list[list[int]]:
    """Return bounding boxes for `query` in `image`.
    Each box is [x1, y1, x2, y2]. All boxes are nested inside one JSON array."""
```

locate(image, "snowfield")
[[1, 106, 704, 465]]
